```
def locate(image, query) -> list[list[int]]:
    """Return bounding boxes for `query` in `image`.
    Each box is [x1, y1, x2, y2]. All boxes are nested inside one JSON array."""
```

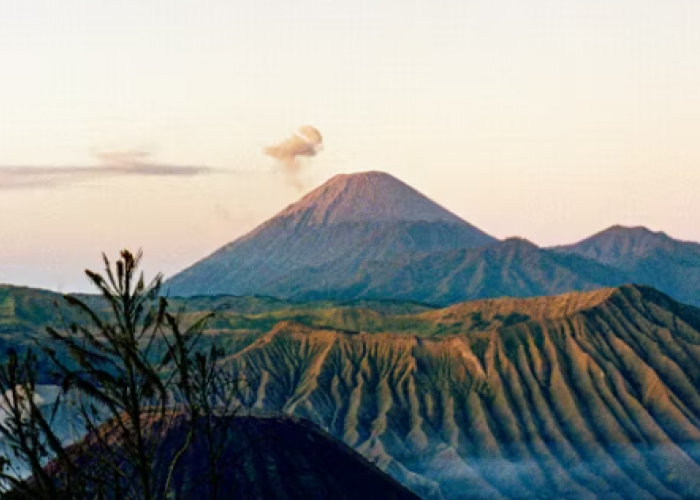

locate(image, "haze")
[[2, 0, 699, 291]]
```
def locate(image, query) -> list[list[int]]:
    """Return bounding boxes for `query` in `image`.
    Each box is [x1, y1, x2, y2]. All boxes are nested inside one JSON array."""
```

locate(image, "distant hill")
[[263, 238, 633, 305], [221, 285, 700, 499], [20, 415, 420, 500], [164, 171, 497, 296], [0, 284, 438, 381], [554, 225, 700, 305], [553, 225, 700, 265], [267, 227, 698, 307]]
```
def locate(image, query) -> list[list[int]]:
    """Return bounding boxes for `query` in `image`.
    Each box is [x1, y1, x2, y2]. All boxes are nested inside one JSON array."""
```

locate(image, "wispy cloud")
[[0, 150, 215, 190]]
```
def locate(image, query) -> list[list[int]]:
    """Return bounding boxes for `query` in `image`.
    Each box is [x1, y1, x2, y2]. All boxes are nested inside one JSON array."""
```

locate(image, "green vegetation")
[[0, 282, 549, 399]]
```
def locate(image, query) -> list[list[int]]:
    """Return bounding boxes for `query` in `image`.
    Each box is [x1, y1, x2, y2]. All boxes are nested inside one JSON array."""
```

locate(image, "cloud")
[[0, 150, 215, 190], [264, 125, 323, 189]]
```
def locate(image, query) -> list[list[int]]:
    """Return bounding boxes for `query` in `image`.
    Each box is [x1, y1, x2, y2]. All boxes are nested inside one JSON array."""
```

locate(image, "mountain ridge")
[[262, 238, 633, 305], [5, 279, 700, 498], [165, 172, 700, 307], [555, 225, 700, 305], [221, 284, 700, 499]]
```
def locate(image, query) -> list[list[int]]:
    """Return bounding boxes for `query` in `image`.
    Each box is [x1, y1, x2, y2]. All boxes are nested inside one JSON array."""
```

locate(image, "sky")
[[1, 0, 700, 291]]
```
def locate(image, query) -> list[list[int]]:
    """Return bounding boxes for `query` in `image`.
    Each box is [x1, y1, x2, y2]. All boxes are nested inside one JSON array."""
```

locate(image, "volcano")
[[165, 171, 496, 296]]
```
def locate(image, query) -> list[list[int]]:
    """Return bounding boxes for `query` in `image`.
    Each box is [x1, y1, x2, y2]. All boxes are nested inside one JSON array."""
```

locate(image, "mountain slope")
[[223, 285, 700, 499], [264, 238, 633, 305], [555, 226, 700, 305], [165, 171, 496, 296]]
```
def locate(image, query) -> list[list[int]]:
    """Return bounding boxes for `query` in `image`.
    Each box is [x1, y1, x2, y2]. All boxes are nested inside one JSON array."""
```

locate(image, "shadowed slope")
[[224, 286, 700, 499], [264, 238, 631, 305]]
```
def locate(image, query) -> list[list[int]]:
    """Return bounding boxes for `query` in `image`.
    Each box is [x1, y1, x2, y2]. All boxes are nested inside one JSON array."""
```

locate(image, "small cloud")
[[91, 148, 154, 167], [264, 125, 323, 189]]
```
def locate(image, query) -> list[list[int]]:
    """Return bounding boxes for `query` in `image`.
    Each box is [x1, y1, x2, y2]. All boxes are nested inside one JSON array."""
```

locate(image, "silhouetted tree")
[[0, 250, 242, 499]]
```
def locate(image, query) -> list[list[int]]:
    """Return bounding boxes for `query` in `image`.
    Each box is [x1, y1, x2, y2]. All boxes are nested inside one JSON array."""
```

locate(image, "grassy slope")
[[0, 285, 435, 379]]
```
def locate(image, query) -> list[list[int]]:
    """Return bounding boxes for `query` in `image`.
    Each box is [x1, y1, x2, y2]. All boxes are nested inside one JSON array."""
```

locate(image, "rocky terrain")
[[5, 280, 700, 497], [263, 237, 631, 305], [220, 285, 700, 499]]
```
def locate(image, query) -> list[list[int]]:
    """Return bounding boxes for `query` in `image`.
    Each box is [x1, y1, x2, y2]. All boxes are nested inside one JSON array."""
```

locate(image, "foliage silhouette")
[[0, 250, 244, 499]]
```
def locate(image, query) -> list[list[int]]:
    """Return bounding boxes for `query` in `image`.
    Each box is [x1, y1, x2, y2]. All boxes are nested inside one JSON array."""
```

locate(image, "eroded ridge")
[[225, 286, 700, 499]]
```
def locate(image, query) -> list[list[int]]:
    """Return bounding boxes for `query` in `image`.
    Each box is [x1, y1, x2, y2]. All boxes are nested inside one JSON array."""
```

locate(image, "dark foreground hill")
[[16, 415, 420, 500], [221, 285, 700, 499]]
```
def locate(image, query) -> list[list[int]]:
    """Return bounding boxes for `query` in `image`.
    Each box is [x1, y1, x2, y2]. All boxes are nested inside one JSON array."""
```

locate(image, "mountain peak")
[[501, 236, 539, 248], [329, 170, 393, 182], [575, 224, 675, 249], [273, 170, 468, 227], [554, 224, 698, 267], [600, 225, 668, 238]]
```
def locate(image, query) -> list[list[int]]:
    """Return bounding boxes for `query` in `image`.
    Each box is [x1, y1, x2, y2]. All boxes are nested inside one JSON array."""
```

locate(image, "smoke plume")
[[264, 125, 323, 189]]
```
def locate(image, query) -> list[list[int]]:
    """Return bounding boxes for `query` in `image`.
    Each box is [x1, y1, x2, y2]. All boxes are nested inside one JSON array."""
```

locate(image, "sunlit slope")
[[224, 285, 700, 499]]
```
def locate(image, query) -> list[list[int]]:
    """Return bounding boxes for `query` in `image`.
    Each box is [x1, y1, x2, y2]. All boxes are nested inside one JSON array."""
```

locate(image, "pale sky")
[[1, 0, 699, 291]]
